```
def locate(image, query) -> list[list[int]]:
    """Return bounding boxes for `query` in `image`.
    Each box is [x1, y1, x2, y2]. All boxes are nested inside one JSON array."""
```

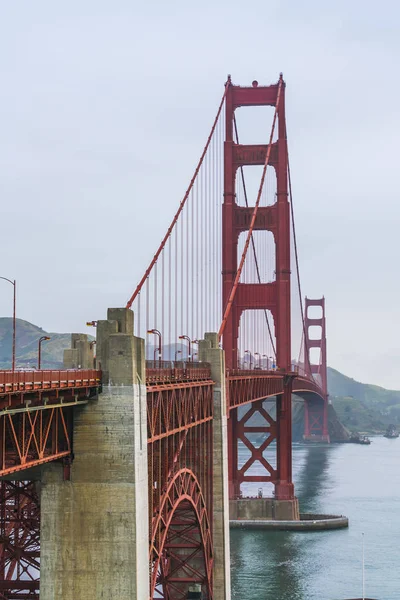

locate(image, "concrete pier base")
[[40, 308, 149, 600], [229, 497, 299, 521], [230, 512, 349, 531], [303, 434, 330, 443], [200, 334, 231, 600]]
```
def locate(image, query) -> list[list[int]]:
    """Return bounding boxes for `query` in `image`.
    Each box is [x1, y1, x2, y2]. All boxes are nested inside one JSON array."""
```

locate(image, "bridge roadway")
[[0, 364, 323, 479]]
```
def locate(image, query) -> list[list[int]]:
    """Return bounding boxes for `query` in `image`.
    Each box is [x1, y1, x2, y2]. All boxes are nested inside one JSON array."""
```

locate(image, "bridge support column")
[[199, 333, 231, 600], [303, 397, 330, 443], [40, 308, 149, 600], [275, 379, 299, 519]]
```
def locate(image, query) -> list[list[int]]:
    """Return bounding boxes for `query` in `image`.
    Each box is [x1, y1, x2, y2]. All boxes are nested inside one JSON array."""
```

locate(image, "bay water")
[[230, 436, 400, 599]]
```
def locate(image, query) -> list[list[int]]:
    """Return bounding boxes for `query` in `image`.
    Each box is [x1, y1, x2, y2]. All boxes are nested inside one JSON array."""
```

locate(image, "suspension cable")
[[287, 136, 313, 377], [126, 84, 230, 309], [219, 77, 283, 339], [233, 115, 276, 358]]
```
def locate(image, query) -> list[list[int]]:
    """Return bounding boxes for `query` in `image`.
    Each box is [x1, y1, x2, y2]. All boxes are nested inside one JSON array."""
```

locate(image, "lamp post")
[[254, 352, 261, 369], [179, 335, 192, 362], [175, 349, 182, 362], [38, 336, 51, 370], [262, 354, 267, 370], [148, 329, 162, 364], [244, 350, 252, 369], [0, 277, 16, 371]]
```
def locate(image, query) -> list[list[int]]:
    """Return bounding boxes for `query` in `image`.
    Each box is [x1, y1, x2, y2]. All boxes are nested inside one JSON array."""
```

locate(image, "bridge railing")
[[0, 369, 101, 395], [145, 360, 212, 384]]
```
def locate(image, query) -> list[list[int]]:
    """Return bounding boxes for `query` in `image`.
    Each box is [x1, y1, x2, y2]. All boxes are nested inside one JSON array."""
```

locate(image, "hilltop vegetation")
[[0, 317, 91, 369], [328, 367, 400, 432]]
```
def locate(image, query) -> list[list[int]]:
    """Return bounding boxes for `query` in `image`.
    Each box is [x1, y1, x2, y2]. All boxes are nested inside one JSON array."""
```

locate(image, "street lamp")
[[0, 277, 16, 371], [175, 349, 182, 362], [262, 354, 267, 370], [244, 350, 252, 369], [254, 351, 261, 369], [147, 329, 162, 364], [179, 335, 192, 362], [38, 336, 51, 370]]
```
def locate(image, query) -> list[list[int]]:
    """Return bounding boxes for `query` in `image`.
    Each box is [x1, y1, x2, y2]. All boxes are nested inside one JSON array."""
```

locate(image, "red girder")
[[148, 379, 214, 600], [0, 370, 100, 478], [0, 482, 39, 600], [227, 371, 283, 409], [236, 400, 277, 486], [147, 381, 214, 443], [150, 469, 213, 600], [293, 376, 325, 400], [0, 405, 74, 477]]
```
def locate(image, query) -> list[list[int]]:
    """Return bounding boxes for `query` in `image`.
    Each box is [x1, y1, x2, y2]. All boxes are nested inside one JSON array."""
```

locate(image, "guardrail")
[[0, 369, 101, 395], [146, 360, 212, 384]]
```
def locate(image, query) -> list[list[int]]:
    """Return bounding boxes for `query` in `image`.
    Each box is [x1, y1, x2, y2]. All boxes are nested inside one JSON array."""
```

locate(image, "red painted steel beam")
[[227, 373, 284, 409], [231, 84, 279, 108], [234, 205, 276, 236], [0, 405, 74, 477], [0, 481, 39, 600], [232, 142, 278, 168], [236, 282, 276, 311]]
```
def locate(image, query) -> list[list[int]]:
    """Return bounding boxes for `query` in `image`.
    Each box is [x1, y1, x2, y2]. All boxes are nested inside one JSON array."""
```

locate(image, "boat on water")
[[383, 424, 399, 438], [349, 433, 371, 445]]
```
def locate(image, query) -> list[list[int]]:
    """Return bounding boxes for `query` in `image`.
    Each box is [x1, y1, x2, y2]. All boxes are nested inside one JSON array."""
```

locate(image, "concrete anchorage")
[[199, 333, 231, 600], [40, 308, 149, 600], [63, 333, 95, 369]]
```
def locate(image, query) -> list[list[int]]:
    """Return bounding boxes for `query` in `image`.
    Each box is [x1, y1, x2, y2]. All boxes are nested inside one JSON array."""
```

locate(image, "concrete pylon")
[[40, 308, 149, 600], [199, 333, 231, 600], [63, 333, 95, 369]]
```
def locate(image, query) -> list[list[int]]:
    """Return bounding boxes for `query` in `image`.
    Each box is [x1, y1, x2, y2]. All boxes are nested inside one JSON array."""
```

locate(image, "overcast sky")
[[1, 1, 399, 388]]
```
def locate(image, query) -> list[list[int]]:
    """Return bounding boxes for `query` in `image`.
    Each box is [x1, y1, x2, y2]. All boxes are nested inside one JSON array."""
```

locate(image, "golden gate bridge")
[[0, 75, 329, 600]]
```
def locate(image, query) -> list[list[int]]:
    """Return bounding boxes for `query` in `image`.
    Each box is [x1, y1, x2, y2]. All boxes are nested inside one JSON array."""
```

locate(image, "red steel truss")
[[147, 378, 214, 599], [234, 399, 277, 486], [0, 370, 101, 478], [0, 481, 39, 600], [227, 370, 284, 408]]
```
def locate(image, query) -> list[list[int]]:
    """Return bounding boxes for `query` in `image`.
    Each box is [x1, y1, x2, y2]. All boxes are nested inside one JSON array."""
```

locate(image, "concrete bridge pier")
[[199, 333, 231, 600], [40, 308, 149, 600]]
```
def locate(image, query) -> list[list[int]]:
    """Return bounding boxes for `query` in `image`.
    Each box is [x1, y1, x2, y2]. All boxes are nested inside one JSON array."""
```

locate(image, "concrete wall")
[[230, 497, 299, 521], [41, 308, 149, 600], [63, 333, 94, 369], [199, 333, 231, 600]]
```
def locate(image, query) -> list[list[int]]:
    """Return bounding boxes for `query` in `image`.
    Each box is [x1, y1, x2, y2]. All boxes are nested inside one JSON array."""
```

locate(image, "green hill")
[[328, 367, 400, 432], [0, 317, 92, 370]]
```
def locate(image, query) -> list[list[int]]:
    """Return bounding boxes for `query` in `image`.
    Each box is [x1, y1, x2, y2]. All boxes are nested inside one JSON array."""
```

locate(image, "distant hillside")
[[0, 317, 92, 369], [2, 316, 399, 432], [328, 367, 400, 432]]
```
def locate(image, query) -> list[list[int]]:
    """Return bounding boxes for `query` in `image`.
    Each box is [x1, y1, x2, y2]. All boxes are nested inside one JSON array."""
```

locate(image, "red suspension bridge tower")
[[222, 76, 295, 503]]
